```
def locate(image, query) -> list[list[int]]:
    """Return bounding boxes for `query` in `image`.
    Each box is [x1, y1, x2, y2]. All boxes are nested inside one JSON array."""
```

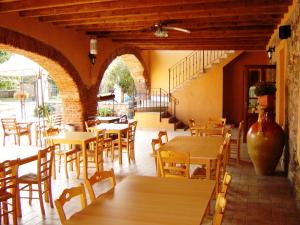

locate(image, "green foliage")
[[100, 58, 135, 96], [34, 103, 53, 117], [97, 107, 113, 116], [254, 82, 276, 96], [0, 51, 11, 64], [0, 78, 18, 90]]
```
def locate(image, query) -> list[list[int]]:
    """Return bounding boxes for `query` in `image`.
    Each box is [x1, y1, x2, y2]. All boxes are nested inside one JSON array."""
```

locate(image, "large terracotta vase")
[[247, 96, 284, 176]]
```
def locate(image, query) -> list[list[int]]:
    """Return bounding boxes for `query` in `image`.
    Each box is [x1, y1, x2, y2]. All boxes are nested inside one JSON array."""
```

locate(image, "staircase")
[[134, 50, 234, 130]]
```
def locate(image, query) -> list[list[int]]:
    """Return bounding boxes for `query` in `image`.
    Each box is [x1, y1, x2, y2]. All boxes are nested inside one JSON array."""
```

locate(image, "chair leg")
[[52, 155, 56, 180], [37, 183, 45, 217], [3, 135, 5, 146], [28, 133, 31, 146], [58, 155, 62, 173], [12, 196, 17, 225], [237, 146, 240, 164], [75, 153, 80, 179], [29, 185, 32, 205], [64, 155, 69, 179], [2, 200, 9, 225], [47, 180, 54, 209]]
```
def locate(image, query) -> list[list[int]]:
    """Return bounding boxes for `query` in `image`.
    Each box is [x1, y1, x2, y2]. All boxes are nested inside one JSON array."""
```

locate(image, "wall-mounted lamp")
[[267, 47, 275, 61], [89, 38, 97, 64]]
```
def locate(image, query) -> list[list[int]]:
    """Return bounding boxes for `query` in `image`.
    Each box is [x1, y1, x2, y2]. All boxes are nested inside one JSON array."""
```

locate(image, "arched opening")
[[98, 54, 146, 118], [0, 28, 86, 130]]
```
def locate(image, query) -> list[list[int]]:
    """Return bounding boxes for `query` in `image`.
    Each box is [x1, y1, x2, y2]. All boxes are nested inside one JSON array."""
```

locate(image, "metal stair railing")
[[168, 50, 233, 94], [134, 88, 178, 123]]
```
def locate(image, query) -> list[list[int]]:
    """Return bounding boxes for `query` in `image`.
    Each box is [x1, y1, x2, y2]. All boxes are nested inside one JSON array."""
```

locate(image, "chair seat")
[[19, 173, 38, 183], [0, 191, 13, 201]]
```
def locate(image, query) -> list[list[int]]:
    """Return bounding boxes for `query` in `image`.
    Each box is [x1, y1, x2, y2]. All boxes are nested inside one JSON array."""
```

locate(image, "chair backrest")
[[127, 121, 137, 143], [37, 146, 55, 183], [158, 150, 190, 178], [85, 119, 101, 132], [94, 129, 106, 173], [52, 114, 63, 128], [223, 133, 231, 169], [151, 139, 161, 174], [54, 183, 87, 224], [221, 172, 232, 196], [85, 169, 116, 202], [188, 119, 195, 127], [188, 119, 198, 136], [0, 159, 19, 195], [213, 193, 227, 225], [1, 118, 17, 133], [158, 130, 168, 145], [215, 144, 225, 194]]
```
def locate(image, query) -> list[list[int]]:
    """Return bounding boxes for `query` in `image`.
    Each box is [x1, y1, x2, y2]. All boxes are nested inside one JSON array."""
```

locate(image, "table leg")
[[118, 131, 122, 165], [83, 143, 88, 179]]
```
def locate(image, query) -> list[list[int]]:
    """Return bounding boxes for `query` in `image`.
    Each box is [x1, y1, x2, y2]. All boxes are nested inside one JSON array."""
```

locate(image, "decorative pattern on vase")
[[247, 105, 285, 176]]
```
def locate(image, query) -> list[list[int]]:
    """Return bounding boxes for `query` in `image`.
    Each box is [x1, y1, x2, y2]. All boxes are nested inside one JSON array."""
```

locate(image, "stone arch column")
[[0, 27, 86, 130]]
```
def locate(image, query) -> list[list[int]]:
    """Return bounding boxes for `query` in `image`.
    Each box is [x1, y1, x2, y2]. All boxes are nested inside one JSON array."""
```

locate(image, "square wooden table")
[[158, 136, 224, 179], [64, 176, 216, 225], [89, 123, 128, 165], [48, 131, 96, 179]]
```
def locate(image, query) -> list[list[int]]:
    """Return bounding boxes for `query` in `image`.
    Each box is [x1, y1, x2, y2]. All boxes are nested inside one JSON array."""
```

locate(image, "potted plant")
[[254, 82, 276, 110]]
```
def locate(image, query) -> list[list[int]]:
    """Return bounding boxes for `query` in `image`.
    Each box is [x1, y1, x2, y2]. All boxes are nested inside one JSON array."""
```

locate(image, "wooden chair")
[[52, 114, 63, 130], [18, 146, 54, 217], [223, 133, 232, 173], [213, 193, 227, 225], [230, 121, 244, 164], [85, 120, 114, 161], [0, 159, 19, 225], [118, 121, 137, 164], [54, 183, 87, 224], [191, 143, 225, 181], [45, 128, 80, 179], [1, 118, 31, 146], [220, 172, 232, 197], [151, 139, 161, 176], [158, 130, 168, 145], [84, 119, 101, 132], [208, 118, 226, 128], [158, 150, 190, 178], [85, 169, 116, 202]]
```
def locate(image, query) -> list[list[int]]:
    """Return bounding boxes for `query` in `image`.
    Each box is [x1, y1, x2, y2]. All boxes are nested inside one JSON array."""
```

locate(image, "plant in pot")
[[254, 82, 276, 110]]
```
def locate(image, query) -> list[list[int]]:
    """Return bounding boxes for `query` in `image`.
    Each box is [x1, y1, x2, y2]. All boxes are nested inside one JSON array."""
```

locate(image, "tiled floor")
[[2, 128, 300, 225]]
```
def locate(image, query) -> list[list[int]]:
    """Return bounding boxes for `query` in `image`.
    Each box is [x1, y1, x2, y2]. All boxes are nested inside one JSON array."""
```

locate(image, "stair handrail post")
[[159, 88, 162, 122]]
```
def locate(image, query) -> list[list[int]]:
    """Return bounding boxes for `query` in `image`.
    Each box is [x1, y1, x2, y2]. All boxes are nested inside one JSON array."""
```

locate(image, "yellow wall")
[[172, 52, 241, 125], [150, 50, 193, 90]]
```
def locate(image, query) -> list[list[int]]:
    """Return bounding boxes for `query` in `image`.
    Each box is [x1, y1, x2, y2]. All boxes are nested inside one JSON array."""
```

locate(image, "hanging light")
[[89, 38, 97, 64]]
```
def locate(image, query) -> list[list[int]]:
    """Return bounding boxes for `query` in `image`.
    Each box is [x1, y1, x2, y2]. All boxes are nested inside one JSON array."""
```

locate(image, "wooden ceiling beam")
[[52, 9, 286, 27], [18, 0, 250, 17], [0, 0, 116, 13], [123, 43, 266, 50], [38, 0, 290, 23]]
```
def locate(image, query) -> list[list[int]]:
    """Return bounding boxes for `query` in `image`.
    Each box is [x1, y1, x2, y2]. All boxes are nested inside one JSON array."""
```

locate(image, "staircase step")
[[175, 121, 188, 130]]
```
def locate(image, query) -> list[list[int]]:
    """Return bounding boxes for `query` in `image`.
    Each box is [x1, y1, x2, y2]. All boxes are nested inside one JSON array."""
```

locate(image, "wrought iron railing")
[[134, 88, 178, 122], [169, 50, 233, 93]]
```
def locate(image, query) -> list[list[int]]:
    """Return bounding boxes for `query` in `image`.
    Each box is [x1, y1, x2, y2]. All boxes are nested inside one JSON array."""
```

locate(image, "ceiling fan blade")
[[163, 26, 191, 33]]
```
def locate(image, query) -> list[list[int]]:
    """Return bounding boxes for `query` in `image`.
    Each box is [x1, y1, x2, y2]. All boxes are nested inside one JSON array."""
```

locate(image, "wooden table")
[[64, 176, 215, 225], [159, 136, 224, 179], [48, 131, 95, 179], [90, 123, 128, 165]]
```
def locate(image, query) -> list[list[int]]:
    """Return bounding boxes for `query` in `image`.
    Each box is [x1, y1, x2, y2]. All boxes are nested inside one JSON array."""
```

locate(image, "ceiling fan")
[[152, 22, 191, 38]]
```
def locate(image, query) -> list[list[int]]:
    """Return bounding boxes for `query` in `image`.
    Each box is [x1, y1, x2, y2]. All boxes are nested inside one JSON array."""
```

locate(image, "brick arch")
[[0, 27, 86, 130], [97, 46, 150, 89]]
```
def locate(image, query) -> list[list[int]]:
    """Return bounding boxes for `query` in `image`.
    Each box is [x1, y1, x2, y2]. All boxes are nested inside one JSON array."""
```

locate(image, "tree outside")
[[100, 58, 135, 103], [0, 51, 11, 64]]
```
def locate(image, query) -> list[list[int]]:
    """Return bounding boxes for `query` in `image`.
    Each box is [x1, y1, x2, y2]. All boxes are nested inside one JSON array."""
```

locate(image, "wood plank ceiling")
[[0, 0, 292, 50]]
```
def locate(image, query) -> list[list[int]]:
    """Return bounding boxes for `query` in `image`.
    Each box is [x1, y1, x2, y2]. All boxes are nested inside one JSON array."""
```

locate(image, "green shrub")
[[254, 82, 276, 96], [97, 107, 113, 116], [34, 103, 53, 117]]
